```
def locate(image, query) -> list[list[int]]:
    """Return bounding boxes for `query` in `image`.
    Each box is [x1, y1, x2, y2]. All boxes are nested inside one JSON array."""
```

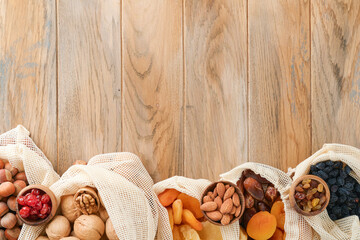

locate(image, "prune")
[[328, 178, 337, 185], [244, 177, 264, 201], [328, 169, 339, 178], [331, 185, 339, 193], [316, 162, 326, 170], [333, 161, 342, 169], [344, 165, 352, 174], [337, 177, 345, 186]]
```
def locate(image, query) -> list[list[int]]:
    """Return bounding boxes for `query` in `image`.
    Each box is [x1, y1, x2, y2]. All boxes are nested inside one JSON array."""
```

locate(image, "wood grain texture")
[[0, 0, 57, 167], [122, 0, 183, 182], [312, 0, 360, 151], [249, 0, 311, 170], [184, 0, 247, 180], [57, 0, 121, 174]]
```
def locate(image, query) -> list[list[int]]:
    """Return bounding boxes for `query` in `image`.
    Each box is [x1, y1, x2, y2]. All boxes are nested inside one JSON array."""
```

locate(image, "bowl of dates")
[[16, 184, 57, 225], [290, 175, 330, 216]]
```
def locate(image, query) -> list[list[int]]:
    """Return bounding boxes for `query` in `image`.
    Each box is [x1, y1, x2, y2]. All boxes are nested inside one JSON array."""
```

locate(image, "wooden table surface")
[[1, 0, 360, 182]]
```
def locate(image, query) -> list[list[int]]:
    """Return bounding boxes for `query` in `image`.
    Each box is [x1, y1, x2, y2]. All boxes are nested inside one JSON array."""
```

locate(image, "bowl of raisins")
[[290, 175, 330, 216], [16, 184, 57, 225]]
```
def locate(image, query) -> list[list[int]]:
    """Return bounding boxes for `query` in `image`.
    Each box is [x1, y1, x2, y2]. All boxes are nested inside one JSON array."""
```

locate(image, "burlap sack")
[[153, 176, 239, 240], [0, 125, 60, 239], [20, 152, 163, 240], [221, 162, 313, 240], [293, 144, 360, 240]]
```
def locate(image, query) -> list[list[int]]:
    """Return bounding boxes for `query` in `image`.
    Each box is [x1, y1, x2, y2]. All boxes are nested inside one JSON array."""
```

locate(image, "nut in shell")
[[74, 215, 105, 240], [106, 218, 119, 240], [74, 187, 100, 215], [61, 195, 82, 223]]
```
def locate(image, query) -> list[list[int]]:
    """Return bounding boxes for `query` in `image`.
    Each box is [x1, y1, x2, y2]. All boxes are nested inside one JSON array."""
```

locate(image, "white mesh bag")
[[0, 125, 60, 239], [293, 144, 360, 240], [221, 162, 313, 240], [20, 152, 163, 240], [153, 176, 239, 240]]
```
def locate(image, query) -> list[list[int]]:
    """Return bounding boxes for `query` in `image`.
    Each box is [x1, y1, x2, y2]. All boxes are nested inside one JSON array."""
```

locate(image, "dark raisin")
[[338, 188, 349, 196], [331, 185, 339, 193], [324, 166, 332, 174], [316, 171, 329, 180], [326, 160, 334, 166], [339, 195, 347, 203], [337, 177, 345, 186], [329, 169, 339, 178], [333, 161, 343, 169], [329, 214, 337, 220], [332, 206, 341, 216], [341, 205, 350, 216], [329, 195, 338, 203], [310, 165, 317, 173], [355, 184, 360, 193], [328, 178, 337, 185], [339, 169, 347, 178], [316, 162, 326, 170], [344, 165, 352, 174], [344, 182, 354, 191]]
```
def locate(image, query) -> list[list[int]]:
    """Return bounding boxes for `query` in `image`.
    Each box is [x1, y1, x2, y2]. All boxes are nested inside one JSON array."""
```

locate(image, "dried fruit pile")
[[158, 189, 223, 240], [201, 182, 242, 225], [310, 160, 360, 220], [237, 170, 286, 240], [293, 178, 327, 213], [0, 158, 27, 239], [36, 162, 117, 240], [17, 188, 52, 220]]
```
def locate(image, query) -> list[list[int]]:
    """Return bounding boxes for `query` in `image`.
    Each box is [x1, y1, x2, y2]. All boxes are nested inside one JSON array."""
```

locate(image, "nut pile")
[[310, 160, 360, 220], [0, 158, 27, 240], [237, 170, 286, 240], [158, 189, 223, 240], [201, 182, 242, 225], [294, 178, 327, 213], [36, 161, 118, 240]]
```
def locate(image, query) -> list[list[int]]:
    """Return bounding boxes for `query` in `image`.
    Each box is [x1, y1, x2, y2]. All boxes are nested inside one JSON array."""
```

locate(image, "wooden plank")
[[312, 1, 360, 151], [249, 0, 311, 170], [122, 0, 183, 182], [0, 0, 57, 167], [184, 0, 248, 180], [57, 0, 121, 174]]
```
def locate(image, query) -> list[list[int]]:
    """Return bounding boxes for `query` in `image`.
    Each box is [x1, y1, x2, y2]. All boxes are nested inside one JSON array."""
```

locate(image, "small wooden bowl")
[[16, 184, 57, 226], [201, 181, 245, 226], [289, 175, 330, 216]]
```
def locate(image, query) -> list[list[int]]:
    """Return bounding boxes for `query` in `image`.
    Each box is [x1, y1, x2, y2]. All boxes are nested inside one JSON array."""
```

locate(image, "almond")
[[207, 191, 214, 200], [216, 183, 225, 199], [232, 193, 240, 207], [220, 198, 233, 214], [225, 185, 230, 190], [206, 211, 222, 221], [214, 196, 222, 210], [200, 201, 217, 212], [235, 206, 241, 217], [230, 206, 236, 215], [203, 195, 212, 203], [212, 187, 218, 199], [224, 186, 235, 200], [220, 214, 231, 225]]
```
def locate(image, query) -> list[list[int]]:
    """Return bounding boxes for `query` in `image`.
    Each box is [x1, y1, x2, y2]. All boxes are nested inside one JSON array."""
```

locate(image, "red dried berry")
[[34, 201, 42, 211], [17, 196, 25, 205], [40, 204, 50, 215], [41, 194, 51, 204], [19, 206, 30, 218], [31, 189, 41, 195]]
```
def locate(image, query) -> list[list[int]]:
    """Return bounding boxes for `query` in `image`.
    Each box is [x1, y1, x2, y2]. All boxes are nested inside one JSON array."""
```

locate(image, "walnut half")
[[74, 187, 100, 215]]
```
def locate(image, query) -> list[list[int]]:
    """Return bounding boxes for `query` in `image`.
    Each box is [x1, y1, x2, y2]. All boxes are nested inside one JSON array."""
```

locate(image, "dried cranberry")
[[41, 194, 51, 204], [40, 204, 50, 215], [30, 208, 38, 216], [25, 194, 37, 207], [31, 189, 41, 195], [34, 201, 43, 211], [17, 196, 25, 205], [19, 206, 30, 218]]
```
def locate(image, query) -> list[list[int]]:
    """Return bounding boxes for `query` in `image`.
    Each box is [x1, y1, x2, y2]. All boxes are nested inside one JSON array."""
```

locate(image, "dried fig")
[[244, 177, 264, 201]]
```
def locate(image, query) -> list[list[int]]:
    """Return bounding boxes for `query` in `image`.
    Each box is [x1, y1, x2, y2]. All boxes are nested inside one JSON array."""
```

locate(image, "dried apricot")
[[269, 228, 284, 240], [177, 193, 203, 219], [158, 189, 180, 207], [172, 199, 183, 225], [270, 201, 285, 230], [182, 209, 203, 231], [167, 207, 174, 230], [247, 211, 277, 240]]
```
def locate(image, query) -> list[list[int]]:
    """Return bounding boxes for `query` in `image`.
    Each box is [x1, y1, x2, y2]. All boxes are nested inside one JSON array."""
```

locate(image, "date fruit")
[[244, 177, 264, 201]]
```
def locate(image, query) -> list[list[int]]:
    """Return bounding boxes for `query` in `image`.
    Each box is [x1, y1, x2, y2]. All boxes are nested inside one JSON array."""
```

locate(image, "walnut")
[[105, 218, 119, 240], [74, 215, 104, 240], [74, 187, 100, 215], [61, 195, 81, 223], [45, 215, 71, 240]]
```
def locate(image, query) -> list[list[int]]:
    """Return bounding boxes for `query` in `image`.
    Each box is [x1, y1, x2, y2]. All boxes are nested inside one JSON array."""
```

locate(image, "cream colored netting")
[[293, 144, 360, 240], [20, 152, 162, 240], [153, 176, 239, 240], [221, 162, 313, 240], [0, 125, 60, 239]]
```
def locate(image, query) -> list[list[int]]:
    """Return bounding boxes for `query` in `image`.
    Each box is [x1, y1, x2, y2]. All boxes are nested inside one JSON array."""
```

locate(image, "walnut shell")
[[46, 215, 71, 240], [98, 206, 109, 222], [61, 195, 82, 223], [74, 215, 104, 240], [60, 237, 80, 240], [35, 236, 49, 240], [74, 187, 100, 215], [106, 218, 119, 240]]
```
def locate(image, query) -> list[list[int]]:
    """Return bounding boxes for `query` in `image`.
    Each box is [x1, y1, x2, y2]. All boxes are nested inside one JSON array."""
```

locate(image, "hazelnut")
[[4, 163, 18, 177], [74, 215, 105, 240], [0, 169, 12, 183], [13, 180, 26, 196], [1, 212, 17, 229], [0, 202, 9, 217], [0, 182, 15, 197], [16, 214, 23, 226], [7, 196, 16, 211], [36, 237, 50, 240], [60, 237, 80, 240], [14, 172, 27, 183], [98, 206, 109, 222], [5, 227, 20, 240], [0, 229, 5, 240], [61, 195, 81, 223], [106, 218, 119, 240], [46, 215, 71, 240], [0, 159, 4, 169], [72, 160, 87, 165]]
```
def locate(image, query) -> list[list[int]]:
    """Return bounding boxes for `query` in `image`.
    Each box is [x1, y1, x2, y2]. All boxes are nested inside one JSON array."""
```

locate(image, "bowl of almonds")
[[289, 175, 330, 216], [200, 181, 245, 226]]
